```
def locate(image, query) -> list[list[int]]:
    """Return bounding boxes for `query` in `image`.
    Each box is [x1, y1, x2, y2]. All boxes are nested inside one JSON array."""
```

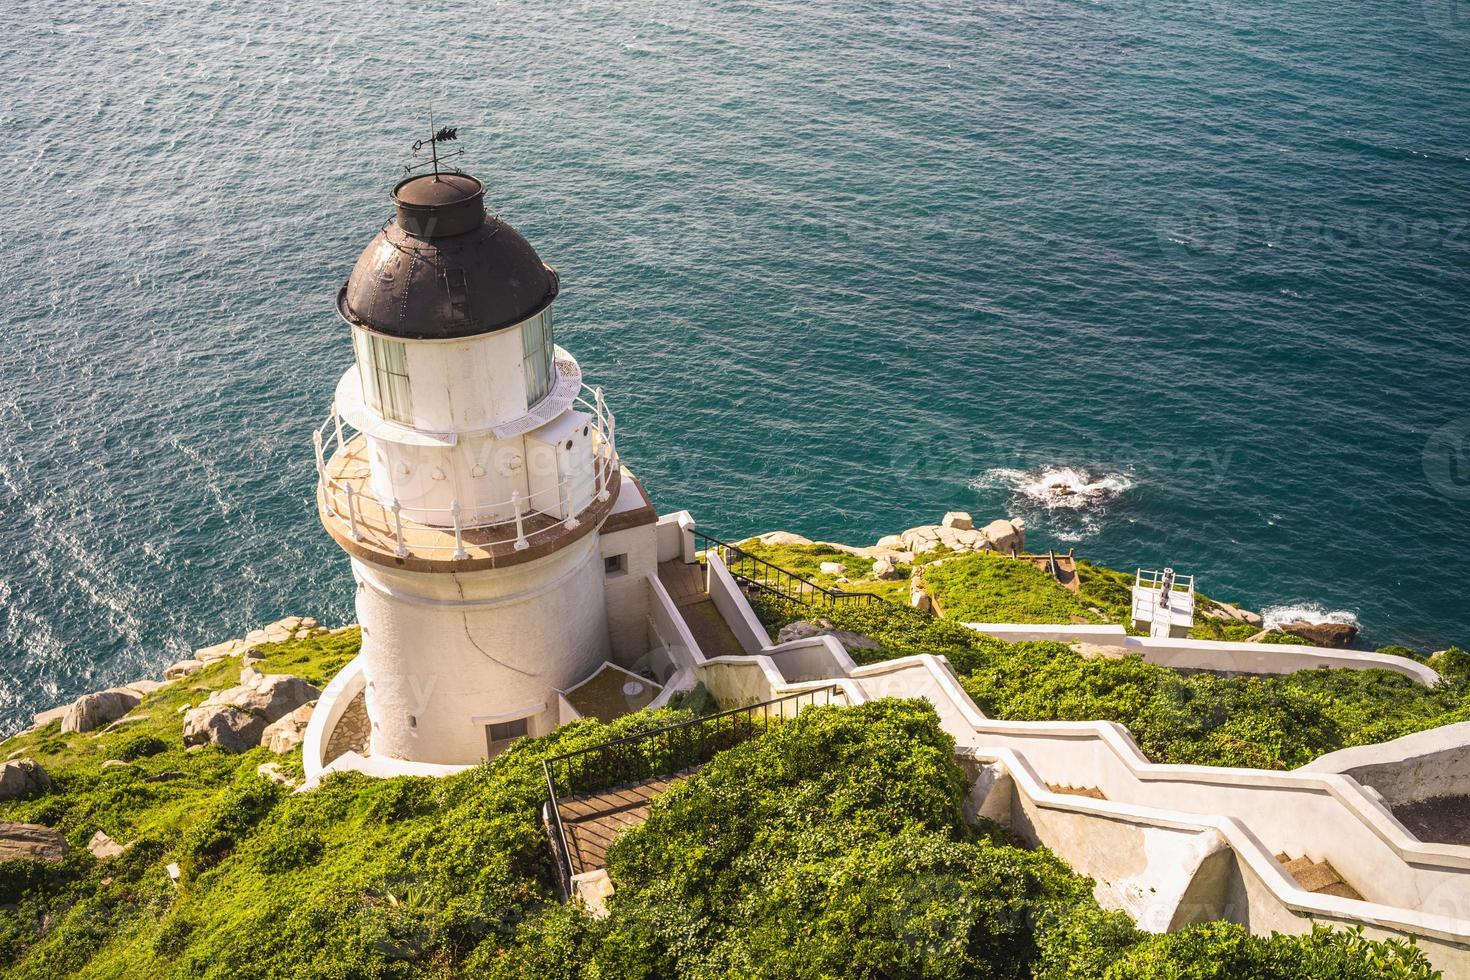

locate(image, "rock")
[[102, 714, 147, 734], [256, 762, 300, 788], [871, 556, 902, 580], [818, 561, 847, 575], [260, 703, 315, 754], [87, 831, 126, 860], [775, 620, 881, 652], [165, 659, 205, 680], [978, 518, 1025, 555], [299, 616, 319, 630], [1216, 603, 1262, 627], [900, 526, 943, 555], [185, 672, 321, 753], [195, 639, 245, 663], [0, 822, 67, 863], [757, 531, 812, 546], [100, 759, 134, 770], [30, 705, 68, 729], [875, 534, 905, 550], [183, 705, 268, 753], [1244, 628, 1279, 643], [0, 760, 50, 800], [941, 511, 973, 530], [910, 589, 932, 613], [1281, 621, 1359, 648], [62, 689, 141, 734], [121, 679, 166, 698]]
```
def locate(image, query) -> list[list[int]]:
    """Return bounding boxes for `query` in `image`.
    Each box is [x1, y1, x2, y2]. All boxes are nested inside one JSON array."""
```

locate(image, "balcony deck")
[[318, 434, 620, 573]]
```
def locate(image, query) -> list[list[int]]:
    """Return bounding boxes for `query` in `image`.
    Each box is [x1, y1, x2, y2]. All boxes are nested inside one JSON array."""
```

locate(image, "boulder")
[[260, 702, 315, 754], [900, 526, 943, 554], [941, 511, 973, 530], [871, 556, 902, 580], [0, 759, 50, 800], [978, 518, 1025, 555], [935, 524, 988, 551], [194, 639, 244, 663], [1281, 621, 1359, 649], [182, 705, 268, 753], [87, 831, 127, 860], [0, 822, 67, 863], [165, 659, 205, 680], [775, 620, 881, 652], [818, 561, 847, 575], [121, 679, 166, 698], [757, 531, 812, 546], [62, 689, 141, 734], [30, 705, 68, 729], [910, 589, 932, 613], [1216, 603, 1262, 627], [875, 534, 905, 550]]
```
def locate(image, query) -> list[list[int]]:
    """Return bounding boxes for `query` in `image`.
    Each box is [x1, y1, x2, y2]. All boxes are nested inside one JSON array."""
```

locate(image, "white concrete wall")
[[351, 532, 609, 765], [706, 557, 772, 656], [1304, 722, 1470, 805], [968, 623, 1440, 686], [600, 518, 659, 665], [655, 510, 695, 563]]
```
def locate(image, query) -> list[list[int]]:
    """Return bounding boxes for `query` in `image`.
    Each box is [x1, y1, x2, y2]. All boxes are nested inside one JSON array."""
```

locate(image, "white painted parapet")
[[1303, 721, 1470, 805], [967, 623, 1441, 686], [302, 653, 367, 783]]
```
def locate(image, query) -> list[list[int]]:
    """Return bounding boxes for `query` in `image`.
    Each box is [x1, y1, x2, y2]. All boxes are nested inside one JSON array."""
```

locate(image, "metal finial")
[[406, 112, 462, 178]]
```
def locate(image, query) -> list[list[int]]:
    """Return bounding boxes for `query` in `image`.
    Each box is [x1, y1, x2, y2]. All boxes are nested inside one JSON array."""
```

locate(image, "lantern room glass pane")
[[358, 332, 413, 425], [521, 309, 555, 408]]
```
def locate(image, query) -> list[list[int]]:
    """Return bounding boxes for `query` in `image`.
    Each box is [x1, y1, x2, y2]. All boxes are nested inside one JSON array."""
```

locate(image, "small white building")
[[314, 169, 663, 765], [1131, 568, 1195, 638]]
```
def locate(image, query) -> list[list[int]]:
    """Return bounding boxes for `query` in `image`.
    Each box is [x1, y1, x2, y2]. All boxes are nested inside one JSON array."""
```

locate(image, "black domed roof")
[[337, 173, 559, 341]]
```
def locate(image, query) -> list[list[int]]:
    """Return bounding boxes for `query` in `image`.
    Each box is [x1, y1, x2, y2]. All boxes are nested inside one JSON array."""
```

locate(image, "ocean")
[[2, 0, 1468, 734]]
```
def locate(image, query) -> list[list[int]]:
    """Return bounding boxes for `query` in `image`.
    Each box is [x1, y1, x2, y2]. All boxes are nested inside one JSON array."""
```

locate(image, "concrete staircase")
[[1047, 783, 1107, 800], [1275, 853, 1363, 900]]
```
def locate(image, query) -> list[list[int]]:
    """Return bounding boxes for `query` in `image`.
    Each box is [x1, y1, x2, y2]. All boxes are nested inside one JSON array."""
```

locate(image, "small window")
[[486, 717, 529, 755], [605, 554, 626, 576]]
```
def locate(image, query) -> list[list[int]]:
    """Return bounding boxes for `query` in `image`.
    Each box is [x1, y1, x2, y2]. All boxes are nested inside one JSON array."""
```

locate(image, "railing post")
[[512, 492, 529, 551], [391, 497, 409, 558], [451, 499, 468, 561], [332, 403, 345, 452], [345, 484, 362, 541], [312, 429, 325, 480]]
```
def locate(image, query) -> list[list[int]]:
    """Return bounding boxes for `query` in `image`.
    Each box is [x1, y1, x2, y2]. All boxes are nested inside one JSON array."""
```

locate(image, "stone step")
[[1047, 783, 1107, 801], [1274, 853, 1363, 900]]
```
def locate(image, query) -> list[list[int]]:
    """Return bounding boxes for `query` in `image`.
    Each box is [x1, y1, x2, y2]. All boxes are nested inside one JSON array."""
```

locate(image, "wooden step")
[[1274, 853, 1363, 900], [1047, 783, 1107, 801]]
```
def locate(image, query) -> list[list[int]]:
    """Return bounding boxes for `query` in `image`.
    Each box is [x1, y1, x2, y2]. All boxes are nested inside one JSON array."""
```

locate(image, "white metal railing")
[[1135, 567, 1194, 593], [313, 384, 619, 559]]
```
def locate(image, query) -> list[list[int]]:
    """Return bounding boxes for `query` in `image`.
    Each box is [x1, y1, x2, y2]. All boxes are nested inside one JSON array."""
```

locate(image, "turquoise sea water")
[[2, 0, 1468, 734]]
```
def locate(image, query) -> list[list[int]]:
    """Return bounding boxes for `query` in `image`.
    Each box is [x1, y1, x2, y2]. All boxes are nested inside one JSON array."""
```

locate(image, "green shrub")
[[113, 733, 168, 761]]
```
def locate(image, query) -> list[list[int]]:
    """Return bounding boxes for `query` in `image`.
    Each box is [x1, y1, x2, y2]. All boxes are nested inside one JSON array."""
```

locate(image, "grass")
[[732, 538, 911, 603]]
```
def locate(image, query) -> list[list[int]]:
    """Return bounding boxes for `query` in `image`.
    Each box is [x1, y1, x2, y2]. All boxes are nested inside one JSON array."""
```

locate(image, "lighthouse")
[[312, 163, 660, 766]]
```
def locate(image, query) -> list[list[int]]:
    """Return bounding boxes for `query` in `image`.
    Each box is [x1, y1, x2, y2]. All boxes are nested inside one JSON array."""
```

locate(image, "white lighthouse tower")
[[312, 165, 657, 766]]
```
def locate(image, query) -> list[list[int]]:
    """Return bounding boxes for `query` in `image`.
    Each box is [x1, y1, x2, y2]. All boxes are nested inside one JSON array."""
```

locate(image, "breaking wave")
[[973, 466, 1134, 511], [1261, 604, 1361, 630]]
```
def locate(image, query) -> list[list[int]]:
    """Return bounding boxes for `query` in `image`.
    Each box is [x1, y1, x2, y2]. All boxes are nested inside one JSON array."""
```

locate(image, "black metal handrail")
[[542, 685, 842, 898], [693, 530, 894, 609]]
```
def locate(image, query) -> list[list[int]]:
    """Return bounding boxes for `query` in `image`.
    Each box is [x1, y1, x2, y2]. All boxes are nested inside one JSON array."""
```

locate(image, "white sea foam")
[[1261, 603, 1361, 630], [973, 466, 1134, 511]]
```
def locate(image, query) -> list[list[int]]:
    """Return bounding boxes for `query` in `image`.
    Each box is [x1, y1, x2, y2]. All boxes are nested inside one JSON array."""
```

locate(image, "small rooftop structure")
[[1132, 567, 1195, 638]]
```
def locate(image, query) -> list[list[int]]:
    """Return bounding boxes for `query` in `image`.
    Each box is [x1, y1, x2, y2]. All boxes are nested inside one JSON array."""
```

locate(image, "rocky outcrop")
[[0, 759, 50, 800], [62, 689, 141, 734], [776, 620, 882, 652], [756, 531, 812, 546], [897, 517, 1026, 556], [165, 659, 205, 680], [183, 667, 321, 753], [1282, 621, 1360, 649], [260, 703, 315, 754], [1204, 603, 1263, 627], [871, 556, 902, 580], [0, 822, 67, 863], [942, 511, 973, 530], [183, 705, 268, 753]]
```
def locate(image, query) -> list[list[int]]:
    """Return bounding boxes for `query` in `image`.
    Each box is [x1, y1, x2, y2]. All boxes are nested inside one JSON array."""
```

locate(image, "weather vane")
[[406, 113, 463, 179]]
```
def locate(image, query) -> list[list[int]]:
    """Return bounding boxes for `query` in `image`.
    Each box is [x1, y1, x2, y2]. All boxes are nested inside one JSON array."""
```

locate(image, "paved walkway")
[[658, 560, 748, 659]]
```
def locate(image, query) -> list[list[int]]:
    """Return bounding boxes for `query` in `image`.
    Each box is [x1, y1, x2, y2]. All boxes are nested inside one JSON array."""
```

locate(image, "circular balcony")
[[314, 386, 621, 573]]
